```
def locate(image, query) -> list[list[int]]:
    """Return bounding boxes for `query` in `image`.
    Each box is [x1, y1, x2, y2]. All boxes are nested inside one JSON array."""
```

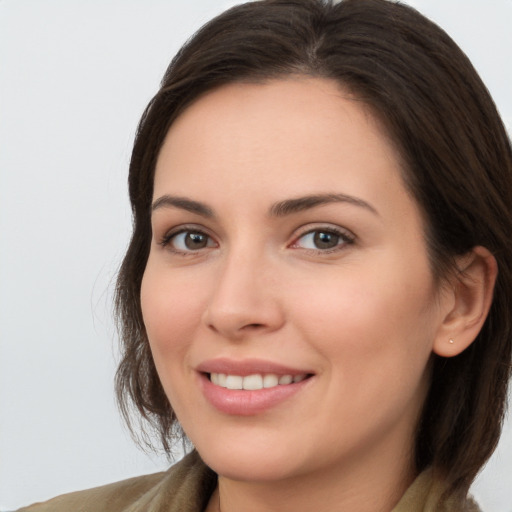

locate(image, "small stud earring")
[[449, 338, 455, 344]]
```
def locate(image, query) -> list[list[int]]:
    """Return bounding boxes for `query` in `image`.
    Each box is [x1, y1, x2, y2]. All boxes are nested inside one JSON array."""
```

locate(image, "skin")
[[140, 78, 491, 512]]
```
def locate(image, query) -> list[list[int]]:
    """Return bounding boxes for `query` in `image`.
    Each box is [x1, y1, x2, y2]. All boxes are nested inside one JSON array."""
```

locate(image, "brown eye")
[[313, 231, 340, 249], [292, 227, 353, 252], [165, 230, 216, 252], [184, 232, 209, 250]]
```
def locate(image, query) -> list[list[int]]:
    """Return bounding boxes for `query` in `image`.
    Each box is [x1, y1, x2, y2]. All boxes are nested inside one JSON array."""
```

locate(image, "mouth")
[[207, 372, 311, 390], [197, 359, 315, 414]]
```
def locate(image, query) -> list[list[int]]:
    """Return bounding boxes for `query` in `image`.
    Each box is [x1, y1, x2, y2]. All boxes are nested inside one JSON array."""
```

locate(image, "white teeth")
[[263, 374, 279, 388], [242, 374, 263, 390], [278, 374, 293, 385], [209, 372, 307, 390], [225, 375, 243, 390]]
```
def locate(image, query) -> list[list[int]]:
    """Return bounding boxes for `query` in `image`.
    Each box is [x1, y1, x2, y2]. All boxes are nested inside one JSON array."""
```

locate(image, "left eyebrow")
[[151, 195, 214, 218], [269, 193, 379, 217]]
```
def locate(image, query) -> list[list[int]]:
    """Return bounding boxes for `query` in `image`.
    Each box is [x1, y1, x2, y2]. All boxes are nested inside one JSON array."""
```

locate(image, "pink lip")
[[196, 357, 311, 377], [196, 358, 314, 416]]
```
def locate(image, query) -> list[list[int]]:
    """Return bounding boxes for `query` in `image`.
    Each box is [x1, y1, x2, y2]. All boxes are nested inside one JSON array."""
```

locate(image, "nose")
[[202, 250, 285, 340]]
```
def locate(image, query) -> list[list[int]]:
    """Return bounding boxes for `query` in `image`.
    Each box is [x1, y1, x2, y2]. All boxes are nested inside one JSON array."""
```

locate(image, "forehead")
[[154, 77, 414, 220]]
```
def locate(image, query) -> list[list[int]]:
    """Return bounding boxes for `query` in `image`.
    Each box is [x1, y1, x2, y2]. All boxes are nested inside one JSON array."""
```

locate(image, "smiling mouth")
[[208, 372, 312, 390]]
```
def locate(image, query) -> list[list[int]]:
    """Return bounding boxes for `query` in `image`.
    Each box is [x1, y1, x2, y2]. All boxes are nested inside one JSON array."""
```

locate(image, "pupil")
[[185, 233, 207, 249], [314, 231, 339, 249]]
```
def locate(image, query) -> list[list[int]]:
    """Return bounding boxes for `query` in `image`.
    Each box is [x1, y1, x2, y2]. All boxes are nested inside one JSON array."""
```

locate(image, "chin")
[[189, 427, 308, 482], [203, 449, 303, 483]]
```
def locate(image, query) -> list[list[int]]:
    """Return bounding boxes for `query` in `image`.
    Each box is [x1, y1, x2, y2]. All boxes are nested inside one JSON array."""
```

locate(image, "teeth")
[[218, 373, 227, 387], [225, 375, 243, 390], [263, 374, 279, 388], [278, 374, 293, 385], [243, 374, 263, 390], [209, 372, 307, 390]]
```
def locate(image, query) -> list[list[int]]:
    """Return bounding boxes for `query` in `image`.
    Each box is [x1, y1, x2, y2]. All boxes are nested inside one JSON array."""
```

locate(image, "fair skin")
[[141, 78, 496, 512]]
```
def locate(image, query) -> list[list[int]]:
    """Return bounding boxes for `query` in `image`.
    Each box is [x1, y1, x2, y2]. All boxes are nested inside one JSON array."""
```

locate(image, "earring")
[[449, 338, 455, 344]]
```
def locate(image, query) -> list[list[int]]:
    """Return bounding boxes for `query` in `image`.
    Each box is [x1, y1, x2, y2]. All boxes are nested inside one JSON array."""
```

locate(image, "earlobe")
[[433, 246, 497, 358]]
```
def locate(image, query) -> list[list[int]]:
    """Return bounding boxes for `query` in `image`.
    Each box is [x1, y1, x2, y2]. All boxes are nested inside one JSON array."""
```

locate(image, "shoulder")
[[17, 451, 217, 512], [17, 472, 166, 512], [393, 469, 482, 512]]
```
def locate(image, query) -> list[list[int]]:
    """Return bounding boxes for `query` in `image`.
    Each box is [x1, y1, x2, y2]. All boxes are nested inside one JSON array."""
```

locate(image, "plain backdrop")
[[1, 1, 511, 510]]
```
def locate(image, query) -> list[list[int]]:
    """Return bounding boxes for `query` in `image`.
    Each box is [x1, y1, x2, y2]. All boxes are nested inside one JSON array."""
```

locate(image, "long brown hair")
[[115, 0, 512, 500]]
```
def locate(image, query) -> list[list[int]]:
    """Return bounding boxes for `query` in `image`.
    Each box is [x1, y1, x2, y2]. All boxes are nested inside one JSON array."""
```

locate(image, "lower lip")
[[199, 374, 312, 416]]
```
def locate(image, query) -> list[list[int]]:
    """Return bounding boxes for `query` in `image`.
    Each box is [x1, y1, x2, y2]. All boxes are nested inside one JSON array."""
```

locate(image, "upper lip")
[[196, 358, 313, 377]]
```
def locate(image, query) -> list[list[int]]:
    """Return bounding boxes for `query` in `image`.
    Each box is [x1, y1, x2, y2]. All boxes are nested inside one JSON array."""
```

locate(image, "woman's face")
[[141, 78, 448, 483]]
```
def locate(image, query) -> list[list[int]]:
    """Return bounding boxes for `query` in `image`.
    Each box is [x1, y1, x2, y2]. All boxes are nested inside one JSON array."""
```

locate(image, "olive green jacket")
[[18, 451, 480, 512]]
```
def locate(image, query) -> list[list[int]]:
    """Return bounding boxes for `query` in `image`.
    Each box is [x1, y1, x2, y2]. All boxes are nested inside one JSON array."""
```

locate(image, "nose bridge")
[[203, 239, 283, 338]]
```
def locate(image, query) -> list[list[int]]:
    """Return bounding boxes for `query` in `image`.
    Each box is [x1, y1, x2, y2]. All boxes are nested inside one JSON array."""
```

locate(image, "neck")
[[208, 444, 416, 512]]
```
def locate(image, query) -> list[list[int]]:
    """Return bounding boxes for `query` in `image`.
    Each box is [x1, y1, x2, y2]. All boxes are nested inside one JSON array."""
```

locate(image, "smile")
[[197, 359, 314, 415], [209, 373, 308, 390]]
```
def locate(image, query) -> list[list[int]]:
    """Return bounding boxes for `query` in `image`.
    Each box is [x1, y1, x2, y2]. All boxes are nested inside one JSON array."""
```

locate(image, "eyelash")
[[159, 226, 215, 256], [290, 226, 355, 254], [159, 225, 355, 256]]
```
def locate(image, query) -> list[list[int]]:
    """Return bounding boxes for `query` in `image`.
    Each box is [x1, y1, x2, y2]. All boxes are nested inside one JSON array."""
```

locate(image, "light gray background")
[[1, 1, 511, 510]]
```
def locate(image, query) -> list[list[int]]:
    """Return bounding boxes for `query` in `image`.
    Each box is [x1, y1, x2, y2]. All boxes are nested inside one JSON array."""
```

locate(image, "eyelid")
[[289, 224, 356, 252], [159, 224, 218, 254], [156, 222, 355, 255]]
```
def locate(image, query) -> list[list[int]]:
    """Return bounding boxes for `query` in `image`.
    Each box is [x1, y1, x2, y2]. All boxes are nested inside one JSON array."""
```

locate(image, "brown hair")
[[115, 0, 512, 501]]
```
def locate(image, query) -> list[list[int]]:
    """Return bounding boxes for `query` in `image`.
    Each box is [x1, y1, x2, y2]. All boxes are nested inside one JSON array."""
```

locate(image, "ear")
[[433, 246, 497, 358]]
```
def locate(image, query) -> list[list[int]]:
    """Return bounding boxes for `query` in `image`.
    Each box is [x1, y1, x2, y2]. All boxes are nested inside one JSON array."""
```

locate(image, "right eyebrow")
[[151, 195, 215, 218]]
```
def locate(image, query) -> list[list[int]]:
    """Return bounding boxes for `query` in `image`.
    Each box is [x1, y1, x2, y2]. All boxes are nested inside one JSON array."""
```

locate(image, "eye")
[[161, 229, 217, 253], [291, 227, 354, 252]]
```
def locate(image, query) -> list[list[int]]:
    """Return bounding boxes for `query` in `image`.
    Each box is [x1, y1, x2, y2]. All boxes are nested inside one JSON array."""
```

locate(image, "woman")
[[19, 0, 512, 510]]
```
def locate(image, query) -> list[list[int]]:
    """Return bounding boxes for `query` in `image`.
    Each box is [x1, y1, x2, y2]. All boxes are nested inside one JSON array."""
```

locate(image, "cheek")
[[291, 264, 437, 437], [139, 263, 214, 421], [140, 264, 206, 363], [289, 259, 438, 377]]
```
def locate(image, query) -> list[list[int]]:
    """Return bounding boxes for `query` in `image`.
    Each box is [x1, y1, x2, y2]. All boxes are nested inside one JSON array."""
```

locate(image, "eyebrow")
[[269, 193, 379, 217], [151, 192, 378, 218], [151, 195, 214, 217]]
